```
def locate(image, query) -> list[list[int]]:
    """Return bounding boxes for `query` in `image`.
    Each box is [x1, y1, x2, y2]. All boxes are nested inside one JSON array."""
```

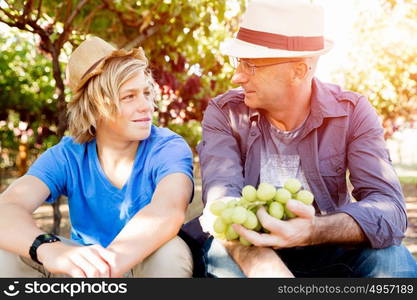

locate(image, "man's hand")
[[37, 242, 117, 278], [233, 199, 315, 249], [199, 196, 239, 235]]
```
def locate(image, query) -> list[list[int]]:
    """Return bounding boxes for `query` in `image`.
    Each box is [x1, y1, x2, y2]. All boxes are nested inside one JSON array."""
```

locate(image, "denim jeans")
[[203, 237, 417, 278]]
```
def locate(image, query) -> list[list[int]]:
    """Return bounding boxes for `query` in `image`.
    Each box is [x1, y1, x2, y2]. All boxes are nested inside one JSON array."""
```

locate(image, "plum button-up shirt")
[[196, 78, 407, 249]]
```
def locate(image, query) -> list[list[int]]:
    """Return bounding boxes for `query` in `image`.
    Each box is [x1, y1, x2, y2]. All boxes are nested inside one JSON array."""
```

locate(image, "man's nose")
[[231, 70, 249, 85]]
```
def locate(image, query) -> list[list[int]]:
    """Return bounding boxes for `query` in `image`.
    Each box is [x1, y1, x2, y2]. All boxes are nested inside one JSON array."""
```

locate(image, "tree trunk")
[[17, 141, 28, 177], [51, 196, 62, 235], [50, 48, 67, 235]]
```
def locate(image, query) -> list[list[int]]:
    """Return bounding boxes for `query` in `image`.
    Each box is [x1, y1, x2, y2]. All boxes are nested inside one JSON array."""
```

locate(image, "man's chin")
[[244, 96, 258, 109]]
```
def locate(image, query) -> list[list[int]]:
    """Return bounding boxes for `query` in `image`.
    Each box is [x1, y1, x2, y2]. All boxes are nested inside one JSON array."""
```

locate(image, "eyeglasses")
[[230, 57, 303, 75]]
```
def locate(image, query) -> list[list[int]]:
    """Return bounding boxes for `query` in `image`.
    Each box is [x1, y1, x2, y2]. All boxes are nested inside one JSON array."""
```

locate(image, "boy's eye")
[[122, 94, 135, 101]]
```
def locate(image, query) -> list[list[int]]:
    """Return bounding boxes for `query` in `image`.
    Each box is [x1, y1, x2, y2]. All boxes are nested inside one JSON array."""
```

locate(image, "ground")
[[401, 183, 417, 258]]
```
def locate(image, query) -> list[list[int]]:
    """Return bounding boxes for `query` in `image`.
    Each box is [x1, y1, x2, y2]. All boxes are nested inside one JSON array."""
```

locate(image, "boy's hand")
[[37, 242, 117, 278]]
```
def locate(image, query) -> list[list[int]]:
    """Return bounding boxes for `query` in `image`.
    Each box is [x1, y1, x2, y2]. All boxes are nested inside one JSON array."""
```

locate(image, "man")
[[0, 37, 194, 277], [195, 0, 417, 277]]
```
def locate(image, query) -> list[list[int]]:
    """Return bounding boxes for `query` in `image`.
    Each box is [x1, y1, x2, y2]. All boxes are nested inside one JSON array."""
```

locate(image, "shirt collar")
[[249, 108, 260, 123], [311, 77, 349, 119]]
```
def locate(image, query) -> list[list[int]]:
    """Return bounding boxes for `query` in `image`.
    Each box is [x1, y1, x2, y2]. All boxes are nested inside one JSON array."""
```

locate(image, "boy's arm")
[[0, 175, 51, 256], [106, 173, 193, 277], [0, 175, 115, 278]]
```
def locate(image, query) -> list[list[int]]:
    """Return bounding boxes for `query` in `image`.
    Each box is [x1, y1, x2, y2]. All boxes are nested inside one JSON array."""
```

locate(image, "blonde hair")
[[67, 55, 158, 143]]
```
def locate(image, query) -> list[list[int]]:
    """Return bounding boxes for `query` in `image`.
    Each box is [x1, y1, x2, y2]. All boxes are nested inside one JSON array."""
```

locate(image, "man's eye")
[[144, 90, 152, 97]]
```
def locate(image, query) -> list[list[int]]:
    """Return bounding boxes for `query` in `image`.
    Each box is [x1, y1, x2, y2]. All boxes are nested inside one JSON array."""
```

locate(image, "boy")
[[0, 37, 194, 278]]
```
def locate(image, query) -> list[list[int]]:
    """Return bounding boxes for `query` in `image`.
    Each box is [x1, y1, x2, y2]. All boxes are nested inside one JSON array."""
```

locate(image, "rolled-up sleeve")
[[336, 96, 407, 248], [197, 99, 244, 206]]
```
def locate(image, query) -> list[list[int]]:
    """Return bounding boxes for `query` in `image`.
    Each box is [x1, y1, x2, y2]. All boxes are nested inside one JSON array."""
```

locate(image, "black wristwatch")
[[29, 234, 61, 265]]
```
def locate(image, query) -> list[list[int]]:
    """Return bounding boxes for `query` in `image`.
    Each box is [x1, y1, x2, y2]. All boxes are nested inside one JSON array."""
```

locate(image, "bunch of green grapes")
[[209, 178, 314, 246]]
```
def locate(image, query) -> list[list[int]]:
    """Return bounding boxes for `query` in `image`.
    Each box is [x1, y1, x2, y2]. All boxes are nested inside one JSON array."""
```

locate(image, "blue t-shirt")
[[27, 126, 193, 247]]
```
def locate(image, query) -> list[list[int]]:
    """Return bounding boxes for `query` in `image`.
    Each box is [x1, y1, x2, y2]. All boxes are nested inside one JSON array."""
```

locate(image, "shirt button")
[[250, 131, 256, 136]]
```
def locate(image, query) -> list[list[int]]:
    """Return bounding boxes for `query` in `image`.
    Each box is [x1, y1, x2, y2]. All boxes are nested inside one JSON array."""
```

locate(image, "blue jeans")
[[203, 237, 417, 278]]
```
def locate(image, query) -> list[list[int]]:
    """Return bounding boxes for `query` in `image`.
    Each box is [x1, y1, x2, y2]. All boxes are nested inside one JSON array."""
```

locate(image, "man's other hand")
[[233, 199, 315, 249]]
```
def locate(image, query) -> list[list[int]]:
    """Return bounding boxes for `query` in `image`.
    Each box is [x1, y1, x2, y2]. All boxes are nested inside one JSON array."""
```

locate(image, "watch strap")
[[29, 233, 61, 265]]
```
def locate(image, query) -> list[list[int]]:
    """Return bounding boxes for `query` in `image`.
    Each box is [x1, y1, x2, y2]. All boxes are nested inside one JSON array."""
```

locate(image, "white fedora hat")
[[221, 0, 333, 58]]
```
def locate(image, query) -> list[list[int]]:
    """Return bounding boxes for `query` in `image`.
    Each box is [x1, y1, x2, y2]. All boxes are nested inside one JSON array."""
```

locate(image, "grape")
[[226, 199, 238, 208], [242, 185, 257, 202], [213, 217, 227, 233], [268, 202, 284, 219], [210, 200, 226, 216], [256, 183, 276, 201], [243, 211, 258, 229], [238, 198, 249, 207], [225, 224, 239, 240], [274, 188, 292, 204], [295, 190, 314, 205], [251, 206, 260, 214], [221, 208, 234, 224], [284, 178, 302, 194], [239, 236, 252, 246], [231, 206, 248, 224], [254, 221, 262, 232], [213, 232, 226, 240]]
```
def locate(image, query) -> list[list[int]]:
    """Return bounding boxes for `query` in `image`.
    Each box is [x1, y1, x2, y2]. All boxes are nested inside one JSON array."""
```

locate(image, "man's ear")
[[293, 61, 310, 80]]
